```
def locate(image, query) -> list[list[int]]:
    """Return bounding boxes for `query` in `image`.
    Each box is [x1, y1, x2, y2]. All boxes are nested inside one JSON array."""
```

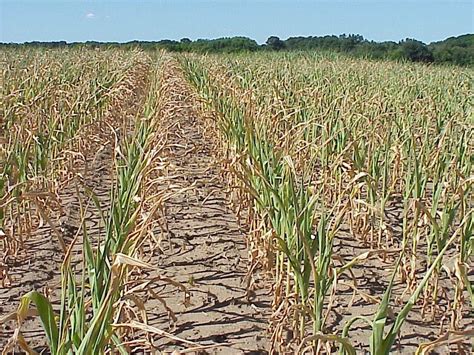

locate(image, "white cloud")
[[85, 12, 95, 19]]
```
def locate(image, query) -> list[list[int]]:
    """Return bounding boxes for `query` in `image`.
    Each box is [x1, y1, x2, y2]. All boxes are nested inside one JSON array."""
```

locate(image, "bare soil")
[[329, 226, 473, 354], [133, 62, 271, 354]]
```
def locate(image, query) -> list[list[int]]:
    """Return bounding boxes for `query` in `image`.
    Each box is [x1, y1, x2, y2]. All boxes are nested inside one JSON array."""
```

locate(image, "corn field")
[[1, 48, 473, 354], [180, 52, 473, 353]]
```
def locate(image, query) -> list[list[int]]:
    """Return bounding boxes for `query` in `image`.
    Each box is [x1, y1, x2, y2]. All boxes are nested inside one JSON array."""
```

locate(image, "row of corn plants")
[[3, 53, 179, 354], [1, 48, 143, 259], [180, 52, 473, 353], [180, 56, 357, 353]]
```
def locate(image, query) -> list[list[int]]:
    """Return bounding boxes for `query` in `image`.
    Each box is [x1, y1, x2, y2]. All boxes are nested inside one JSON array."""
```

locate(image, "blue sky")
[[1, 1, 473, 44]]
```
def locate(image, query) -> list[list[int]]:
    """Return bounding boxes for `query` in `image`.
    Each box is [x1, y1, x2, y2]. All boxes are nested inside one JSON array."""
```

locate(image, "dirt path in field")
[[138, 61, 271, 354], [0, 63, 149, 351]]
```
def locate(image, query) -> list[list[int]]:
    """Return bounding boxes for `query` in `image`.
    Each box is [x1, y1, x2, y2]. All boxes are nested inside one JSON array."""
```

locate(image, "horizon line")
[[1, 32, 473, 46]]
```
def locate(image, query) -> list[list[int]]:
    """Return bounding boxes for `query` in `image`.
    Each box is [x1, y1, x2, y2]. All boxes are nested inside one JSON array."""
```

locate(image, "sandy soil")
[[131, 61, 272, 354]]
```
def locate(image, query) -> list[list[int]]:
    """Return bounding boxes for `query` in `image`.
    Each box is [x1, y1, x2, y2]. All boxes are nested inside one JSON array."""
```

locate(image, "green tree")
[[399, 39, 434, 62], [266, 36, 285, 51]]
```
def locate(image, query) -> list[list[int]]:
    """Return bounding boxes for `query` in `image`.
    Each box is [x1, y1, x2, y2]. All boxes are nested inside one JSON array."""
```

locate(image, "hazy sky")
[[1, 0, 473, 44]]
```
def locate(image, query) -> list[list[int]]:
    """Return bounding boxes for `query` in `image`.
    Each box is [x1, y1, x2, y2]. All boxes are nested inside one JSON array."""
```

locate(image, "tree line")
[[2, 34, 472, 66]]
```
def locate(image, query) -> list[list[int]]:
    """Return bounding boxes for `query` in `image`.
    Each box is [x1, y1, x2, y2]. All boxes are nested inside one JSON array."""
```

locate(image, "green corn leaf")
[[20, 291, 59, 355]]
